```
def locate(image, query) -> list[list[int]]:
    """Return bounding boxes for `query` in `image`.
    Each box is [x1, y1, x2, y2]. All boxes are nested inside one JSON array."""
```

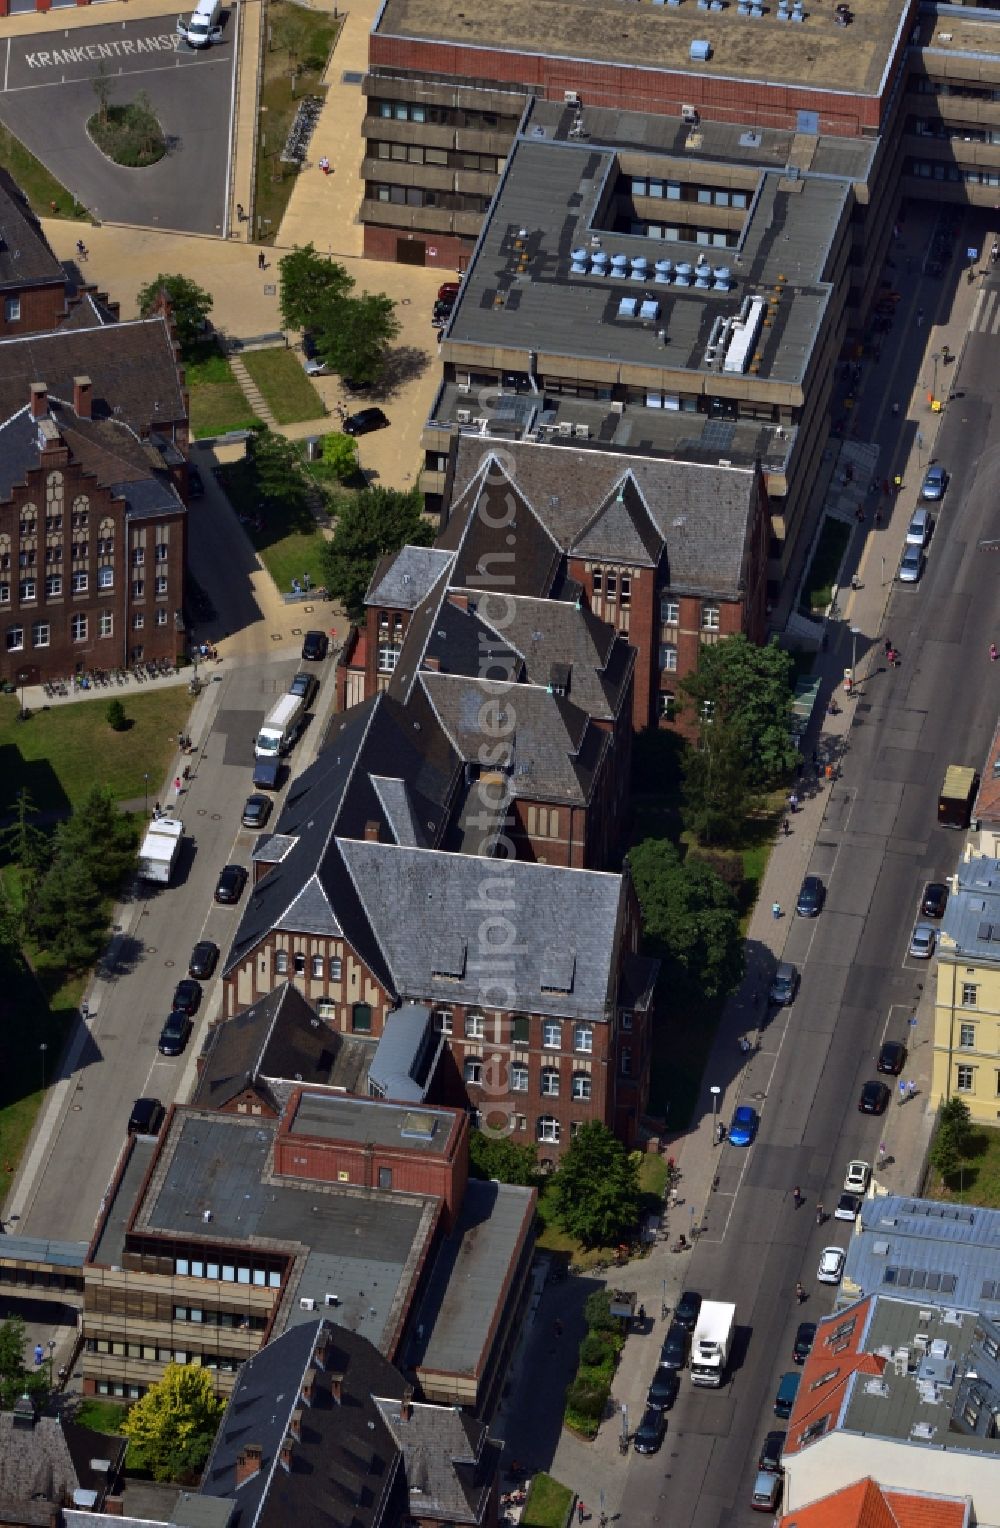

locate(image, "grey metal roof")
[[844, 1194, 1000, 1322], [337, 838, 624, 1020], [938, 854, 1000, 963], [91, 1134, 159, 1268], [368, 1003, 441, 1102], [405, 1180, 534, 1380], [366, 545, 454, 610], [449, 443, 755, 596], [0, 1234, 86, 1267], [288, 1091, 456, 1154], [370, 774, 424, 847]]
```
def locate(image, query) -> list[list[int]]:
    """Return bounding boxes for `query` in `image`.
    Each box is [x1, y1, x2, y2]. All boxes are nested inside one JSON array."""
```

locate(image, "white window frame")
[[572, 1072, 591, 1101], [511, 1063, 528, 1092], [956, 1064, 974, 1092], [959, 1022, 976, 1048], [31, 621, 49, 648], [540, 1068, 560, 1097], [98, 566, 114, 590], [464, 1058, 483, 1084], [537, 1116, 561, 1144], [961, 983, 979, 1007], [465, 1013, 485, 1039], [702, 603, 721, 631], [542, 1020, 561, 1049], [434, 1009, 453, 1035], [574, 1025, 593, 1053], [99, 611, 113, 638]]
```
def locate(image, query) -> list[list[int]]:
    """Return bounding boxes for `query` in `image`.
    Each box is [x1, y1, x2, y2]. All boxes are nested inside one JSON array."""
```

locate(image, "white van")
[[177, 0, 224, 47]]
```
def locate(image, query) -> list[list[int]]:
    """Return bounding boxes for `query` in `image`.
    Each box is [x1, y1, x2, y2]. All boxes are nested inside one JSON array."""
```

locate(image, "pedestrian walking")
[[33, 1344, 44, 1366], [578, 1504, 585, 1525], [236, 202, 245, 222], [772, 901, 782, 920], [991, 643, 998, 662], [884, 637, 893, 657], [75, 239, 88, 261], [789, 792, 799, 813], [781, 817, 791, 837], [258, 250, 266, 270], [916, 307, 924, 327], [907, 1080, 917, 1100], [173, 775, 182, 793], [318, 156, 331, 175], [891, 402, 900, 417], [793, 1185, 803, 1208]]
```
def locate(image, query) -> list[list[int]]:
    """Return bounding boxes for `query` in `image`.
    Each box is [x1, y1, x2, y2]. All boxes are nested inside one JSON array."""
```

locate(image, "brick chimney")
[[449, 592, 470, 612], [364, 820, 380, 843], [289, 1406, 304, 1440], [300, 1368, 317, 1405], [279, 1435, 295, 1473], [73, 376, 92, 419], [29, 382, 47, 419], [235, 1443, 263, 1486], [330, 1371, 345, 1404], [102, 1499, 125, 1518], [422, 655, 441, 672], [400, 1386, 414, 1422]]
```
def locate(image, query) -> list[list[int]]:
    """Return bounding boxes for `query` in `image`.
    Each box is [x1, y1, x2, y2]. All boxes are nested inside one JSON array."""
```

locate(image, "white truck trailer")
[[255, 692, 307, 758], [690, 1300, 736, 1387], [137, 817, 184, 885]]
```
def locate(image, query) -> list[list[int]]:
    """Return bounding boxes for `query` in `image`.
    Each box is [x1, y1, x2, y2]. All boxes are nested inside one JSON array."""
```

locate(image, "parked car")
[[343, 407, 389, 436], [906, 507, 932, 546], [215, 864, 248, 904], [304, 355, 332, 376], [188, 940, 219, 980], [289, 671, 319, 706], [128, 1097, 165, 1135], [242, 793, 273, 829], [757, 1430, 786, 1473], [796, 874, 825, 917], [835, 1192, 861, 1222], [792, 1322, 816, 1364], [728, 1105, 759, 1147], [646, 1369, 680, 1410], [674, 1289, 702, 1331], [769, 961, 799, 1005], [633, 1405, 666, 1454], [921, 881, 949, 919], [751, 1471, 783, 1513], [301, 630, 329, 661], [171, 978, 202, 1016], [920, 463, 947, 501], [302, 330, 318, 359], [844, 1159, 870, 1193], [432, 298, 455, 325], [859, 1080, 890, 1115], [898, 544, 924, 583], [773, 1372, 800, 1419], [909, 923, 936, 959], [817, 1246, 846, 1284], [437, 281, 461, 303], [158, 1009, 192, 1057], [659, 1321, 690, 1371], [877, 1039, 907, 1075]]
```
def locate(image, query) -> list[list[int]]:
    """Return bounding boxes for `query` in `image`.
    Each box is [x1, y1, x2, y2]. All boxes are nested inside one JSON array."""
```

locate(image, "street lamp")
[[39, 1041, 47, 1094], [16, 667, 29, 720], [850, 626, 861, 682], [710, 1084, 721, 1143], [143, 771, 149, 819], [931, 351, 941, 402], [47, 1339, 55, 1389]]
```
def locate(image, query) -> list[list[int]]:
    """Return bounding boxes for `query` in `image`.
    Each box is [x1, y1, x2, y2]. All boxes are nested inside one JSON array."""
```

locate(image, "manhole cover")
[[164, 960, 175, 969], [147, 947, 157, 956], [198, 809, 208, 816]]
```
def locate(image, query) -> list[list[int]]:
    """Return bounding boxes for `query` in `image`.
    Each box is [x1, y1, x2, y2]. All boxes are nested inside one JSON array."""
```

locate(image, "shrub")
[[579, 1332, 615, 1369], [564, 1375, 608, 1422], [686, 846, 745, 895], [106, 699, 127, 732], [584, 1289, 617, 1334]]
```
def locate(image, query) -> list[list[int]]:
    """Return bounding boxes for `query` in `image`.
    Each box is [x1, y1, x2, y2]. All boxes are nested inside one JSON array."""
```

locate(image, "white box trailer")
[[690, 1300, 736, 1387], [137, 817, 184, 885], [255, 691, 307, 758]]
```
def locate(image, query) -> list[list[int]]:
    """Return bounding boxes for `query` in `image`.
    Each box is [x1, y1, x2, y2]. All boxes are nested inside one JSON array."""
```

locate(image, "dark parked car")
[[242, 793, 273, 829], [343, 407, 389, 436], [437, 281, 461, 303], [187, 465, 204, 499], [302, 330, 318, 359], [301, 630, 329, 661], [633, 1405, 666, 1455], [921, 881, 949, 919], [433, 298, 454, 324], [215, 864, 248, 905], [158, 1010, 192, 1057], [796, 874, 825, 917], [877, 1039, 907, 1075], [758, 1430, 786, 1474], [171, 978, 202, 1016], [659, 1321, 690, 1372], [674, 1290, 702, 1331], [769, 961, 799, 1005], [128, 1097, 165, 1135], [793, 1322, 816, 1365], [859, 1079, 891, 1115], [289, 671, 319, 706], [188, 940, 219, 980], [646, 1369, 680, 1411]]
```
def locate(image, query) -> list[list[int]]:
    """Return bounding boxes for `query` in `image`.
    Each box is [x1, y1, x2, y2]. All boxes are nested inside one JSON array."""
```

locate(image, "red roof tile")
[[778, 1479, 968, 1528]]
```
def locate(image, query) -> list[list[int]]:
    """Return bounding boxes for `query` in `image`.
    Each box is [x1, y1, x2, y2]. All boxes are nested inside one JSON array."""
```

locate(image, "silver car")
[[898, 544, 924, 583], [909, 923, 936, 959], [906, 507, 931, 546]]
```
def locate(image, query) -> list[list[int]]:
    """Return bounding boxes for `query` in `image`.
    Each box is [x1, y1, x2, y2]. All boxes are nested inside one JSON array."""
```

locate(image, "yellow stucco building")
[[932, 851, 1000, 1124]]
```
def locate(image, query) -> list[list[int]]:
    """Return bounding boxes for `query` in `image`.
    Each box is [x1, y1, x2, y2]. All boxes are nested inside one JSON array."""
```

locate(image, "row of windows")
[[4, 609, 168, 650], [275, 951, 343, 980], [435, 1011, 595, 1050], [662, 598, 721, 629], [626, 223, 738, 249], [591, 569, 631, 605], [628, 177, 750, 208], [369, 183, 492, 213], [910, 118, 1000, 146], [481, 1112, 587, 1144], [0, 572, 169, 600], [372, 140, 501, 173], [907, 159, 1000, 187], [911, 78, 1000, 102], [465, 1060, 593, 1098], [174, 1258, 282, 1284], [373, 100, 506, 129], [526, 806, 560, 839]]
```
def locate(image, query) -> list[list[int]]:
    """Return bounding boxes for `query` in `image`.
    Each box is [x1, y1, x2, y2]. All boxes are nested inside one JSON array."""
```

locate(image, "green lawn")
[[186, 348, 262, 439], [638, 1151, 668, 1200], [0, 122, 87, 220], [800, 514, 851, 614], [522, 1474, 574, 1528], [215, 457, 329, 595], [0, 689, 193, 814], [254, 3, 341, 243], [924, 1124, 1000, 1206], [240, 347, 325, 426], [74, 1398, 128, 1434]]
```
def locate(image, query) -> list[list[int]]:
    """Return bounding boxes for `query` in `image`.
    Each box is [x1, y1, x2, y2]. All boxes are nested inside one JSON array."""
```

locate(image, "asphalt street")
[[618, 257, 1000, 1524], [0, 16, 234, 233]]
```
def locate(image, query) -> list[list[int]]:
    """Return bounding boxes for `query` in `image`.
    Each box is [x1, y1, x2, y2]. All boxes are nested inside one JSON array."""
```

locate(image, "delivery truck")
[[137, 817, 184, 885], [690, 1300, 736, 1387], [255, 692, 307, 758], [938, 765, 977, 829]]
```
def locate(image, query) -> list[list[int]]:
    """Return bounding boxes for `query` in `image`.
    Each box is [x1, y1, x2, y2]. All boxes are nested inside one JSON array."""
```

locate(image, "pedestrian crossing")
[[971, 287, 1000, 336]]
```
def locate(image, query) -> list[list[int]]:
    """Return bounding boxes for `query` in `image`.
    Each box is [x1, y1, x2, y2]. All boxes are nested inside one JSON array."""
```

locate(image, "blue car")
[[728, 1104, 758, 1146]]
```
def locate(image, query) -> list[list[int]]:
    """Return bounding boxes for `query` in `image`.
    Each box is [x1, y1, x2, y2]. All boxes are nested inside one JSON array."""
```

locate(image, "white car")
[[844, 1159, 870, 1194], [835, 1192, 861, 1222], [817, 1246, 846, 1285], [909, 923, 936, 960]]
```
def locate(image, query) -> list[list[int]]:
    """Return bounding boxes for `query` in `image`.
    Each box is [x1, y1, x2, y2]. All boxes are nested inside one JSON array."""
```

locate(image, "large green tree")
[[319, 291, 401, 386], [321, 486, 432, 620], [247, 428, 310, 518], [469, 1130, 539, 1186], [628, 837, 744, 1000], [680, 634, 798, 791], [681, 720, 756, 846], [278, 244, 354, 332], [136, 274, 212, 357], [550, 1122, 640, 1248], [31, 855, 107, 970], [0, 1317, 48, 1410], [122, 1363, 225, 1483], [0, 789, 50, 910], [55, 786, 138, 896]]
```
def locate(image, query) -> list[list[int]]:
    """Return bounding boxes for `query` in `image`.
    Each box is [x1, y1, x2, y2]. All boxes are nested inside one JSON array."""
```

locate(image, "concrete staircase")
[[228, 352, 277, 429]]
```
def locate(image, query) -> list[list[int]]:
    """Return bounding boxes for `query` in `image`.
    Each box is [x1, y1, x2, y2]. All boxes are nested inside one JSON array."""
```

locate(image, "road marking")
[[0, 53, 229, 95]]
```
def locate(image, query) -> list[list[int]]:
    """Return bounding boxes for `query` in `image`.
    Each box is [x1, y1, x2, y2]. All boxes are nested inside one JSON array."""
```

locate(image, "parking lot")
[[0, 13, 234, 233]]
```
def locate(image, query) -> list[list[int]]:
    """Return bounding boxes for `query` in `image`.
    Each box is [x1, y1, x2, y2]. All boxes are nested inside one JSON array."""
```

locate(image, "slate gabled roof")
[[0, 170, 66, 293], [374, 1397, 499, 1524], [571, 472, 665, 566], [366, 545, 454, 609], [439, 453, 565, 598]]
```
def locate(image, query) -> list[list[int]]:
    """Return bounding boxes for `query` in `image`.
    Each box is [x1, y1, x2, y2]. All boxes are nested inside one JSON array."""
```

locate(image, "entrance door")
[[396, 238, 426, 267]]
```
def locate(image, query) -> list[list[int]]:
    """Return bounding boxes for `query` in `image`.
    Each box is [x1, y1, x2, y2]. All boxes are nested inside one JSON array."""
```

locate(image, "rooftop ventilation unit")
[[300, 1297, 316, 1311], [690, 38, 712, 59], [723, 294, 767, 374], [674, 263, 693, 287], [591, 251, 609, 276], [714, 266, 732, 290], [630, 257, 649, 281], [617, 297, 639, 318], [564, 90, 581, 105], [570, 248, 588, 273], [456, 409, 472, 424], [682, 104, 699, 124], [610, 254, 629, 278], [654, 259, 674, 284]]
